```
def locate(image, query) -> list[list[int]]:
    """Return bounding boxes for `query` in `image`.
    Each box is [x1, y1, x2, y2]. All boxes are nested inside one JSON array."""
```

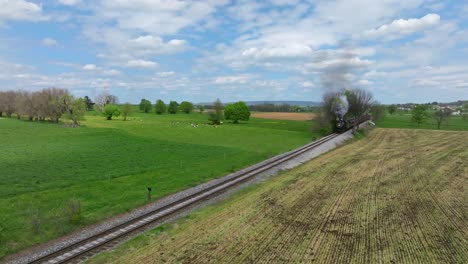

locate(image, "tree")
[[434, 108, 451, 129], [198, 105, 205, 114], [43, 88, 69, 123], [95, 91, 118, 112], [102, 104, 121, 120], [180, 101, 194, 114], [388, 104, 397, 115], [83, 96, 94, 111], [345, 88, 373, 118], [1, 91, 17, 118], [411, 105, 429, 126], [122, 103, 132, 121], [224, 101, 251, 123], [0, 88, 76, 122], [155, 99, 166, 114], [0, 91, 4, 117], [208, 99, 224, 125], [139, 99, 152, 113], [168, 101, 179, 114], [15, 91, 35, 121], [370, 103, 386, 123], [65, 97, 86, 126], [463, 104, 468, 121]]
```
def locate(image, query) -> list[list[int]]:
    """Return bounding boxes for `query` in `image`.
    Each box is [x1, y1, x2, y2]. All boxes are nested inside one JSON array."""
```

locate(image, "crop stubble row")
[[98, 129, 467, 264]]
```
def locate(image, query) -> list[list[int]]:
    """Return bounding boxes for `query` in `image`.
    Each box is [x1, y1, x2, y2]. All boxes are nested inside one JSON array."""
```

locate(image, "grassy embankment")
[[0, 111, 314, 258], [90, 128, 468, 263]]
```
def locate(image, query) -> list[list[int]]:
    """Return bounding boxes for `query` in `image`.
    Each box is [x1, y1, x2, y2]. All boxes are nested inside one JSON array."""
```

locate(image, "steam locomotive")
[[334, 114, 370, 133]]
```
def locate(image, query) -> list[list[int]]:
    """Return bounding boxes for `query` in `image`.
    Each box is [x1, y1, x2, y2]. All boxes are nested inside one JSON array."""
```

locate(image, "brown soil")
[[251, 112, 316, 121]]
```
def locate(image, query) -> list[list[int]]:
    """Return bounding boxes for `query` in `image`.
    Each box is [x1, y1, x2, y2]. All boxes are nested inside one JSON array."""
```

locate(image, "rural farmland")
[[1, 1, 468, 263], [90, 129, 468, 263], [0, 111, 314, 258]]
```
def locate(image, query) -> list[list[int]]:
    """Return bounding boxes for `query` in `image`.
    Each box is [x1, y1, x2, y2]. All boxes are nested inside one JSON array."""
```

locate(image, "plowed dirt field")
[[251, 112, 316, 121], [91, 128, 468, 264]]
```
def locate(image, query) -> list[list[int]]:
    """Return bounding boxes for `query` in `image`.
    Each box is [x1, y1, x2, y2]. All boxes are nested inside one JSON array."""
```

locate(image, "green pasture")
[[0, 111, 314, 258], [378, 111, 468, 131]]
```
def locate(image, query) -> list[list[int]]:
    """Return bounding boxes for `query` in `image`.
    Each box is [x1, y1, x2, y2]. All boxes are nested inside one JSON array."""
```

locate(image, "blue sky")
[[0, 0, 467, 104]]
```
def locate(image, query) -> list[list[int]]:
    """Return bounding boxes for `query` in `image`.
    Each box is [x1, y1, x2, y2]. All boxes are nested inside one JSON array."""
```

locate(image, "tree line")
[[0, 89, 252, 126], [139, 99, 196, 115], [405, 104, 468, 129], [0, 88, 86, 126], [248, 103, 315, 112], [138, 98, 251, 124]]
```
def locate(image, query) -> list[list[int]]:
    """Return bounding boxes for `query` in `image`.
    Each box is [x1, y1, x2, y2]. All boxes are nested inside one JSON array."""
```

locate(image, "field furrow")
[[89, 128, 468, 264]]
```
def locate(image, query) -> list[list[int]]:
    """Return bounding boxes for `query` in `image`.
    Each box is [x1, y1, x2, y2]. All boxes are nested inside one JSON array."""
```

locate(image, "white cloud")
[[102, 69, 120, 76], [0, 0, 48, 23], [58, 0, 81, 5], [41, 38, 58, 47], [214, 75, 254, 84], [126, 59, 158, 68], [301, 81, 314, 87], [83, 64, 98, 70], [269, 0, 300, 6], [364, 13, 440, 40], [157, 71, 175, 77], [357, 79, 373, 86], [92, 1, 224, 35], [241, 45, 313, 60], [129, 35, 188, 55]]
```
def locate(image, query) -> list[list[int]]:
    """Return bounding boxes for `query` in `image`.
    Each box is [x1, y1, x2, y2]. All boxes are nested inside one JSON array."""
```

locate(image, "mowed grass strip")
[[89, 128, 468, 263], [0, 112, 313, 258]]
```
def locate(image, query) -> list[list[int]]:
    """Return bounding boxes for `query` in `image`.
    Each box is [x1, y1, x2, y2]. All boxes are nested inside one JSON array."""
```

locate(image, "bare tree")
[[95, 91, 118, 112], [15, 91, 33, 120], [434, 108, 451, 129], [0, 91, 4, 117], [208, 98, 224, 124], [122, 103, 132, 121], [94, 91, 109, 112], [2, 91, 17, 118], [345, 88, 373, 118], [34, 90, 49, 121]]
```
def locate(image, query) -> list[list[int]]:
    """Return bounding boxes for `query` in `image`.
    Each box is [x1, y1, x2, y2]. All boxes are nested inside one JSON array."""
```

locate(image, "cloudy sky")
[[0, 0, 467, 104]]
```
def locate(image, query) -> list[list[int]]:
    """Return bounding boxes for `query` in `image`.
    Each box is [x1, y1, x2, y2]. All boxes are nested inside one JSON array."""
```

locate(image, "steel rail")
[[28, 132, 342, 264]]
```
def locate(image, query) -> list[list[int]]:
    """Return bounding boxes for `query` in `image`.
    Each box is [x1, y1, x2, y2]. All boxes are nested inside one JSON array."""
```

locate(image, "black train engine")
[[334, 115, 370, 133]]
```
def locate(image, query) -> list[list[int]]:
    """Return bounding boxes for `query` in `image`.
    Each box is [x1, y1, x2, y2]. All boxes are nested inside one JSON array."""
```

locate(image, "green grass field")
[[379, 112, 468, 131], [0, 111, 314, 258], [89, 128, 468, 263]]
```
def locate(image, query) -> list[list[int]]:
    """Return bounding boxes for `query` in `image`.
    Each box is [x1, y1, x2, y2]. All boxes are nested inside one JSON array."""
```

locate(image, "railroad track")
[[28, 132, 342, 264]]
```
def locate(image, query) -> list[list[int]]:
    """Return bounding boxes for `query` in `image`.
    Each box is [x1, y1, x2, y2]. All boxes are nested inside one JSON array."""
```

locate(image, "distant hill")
[[197, 101, 321, 107]]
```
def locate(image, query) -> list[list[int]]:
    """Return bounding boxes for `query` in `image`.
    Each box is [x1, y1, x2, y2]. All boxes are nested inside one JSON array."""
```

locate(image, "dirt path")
[[90, 128, 468, 264]]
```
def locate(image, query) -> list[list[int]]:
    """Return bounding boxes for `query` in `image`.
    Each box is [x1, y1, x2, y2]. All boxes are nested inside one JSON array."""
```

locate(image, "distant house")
[[398, 107, 412, 111]]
